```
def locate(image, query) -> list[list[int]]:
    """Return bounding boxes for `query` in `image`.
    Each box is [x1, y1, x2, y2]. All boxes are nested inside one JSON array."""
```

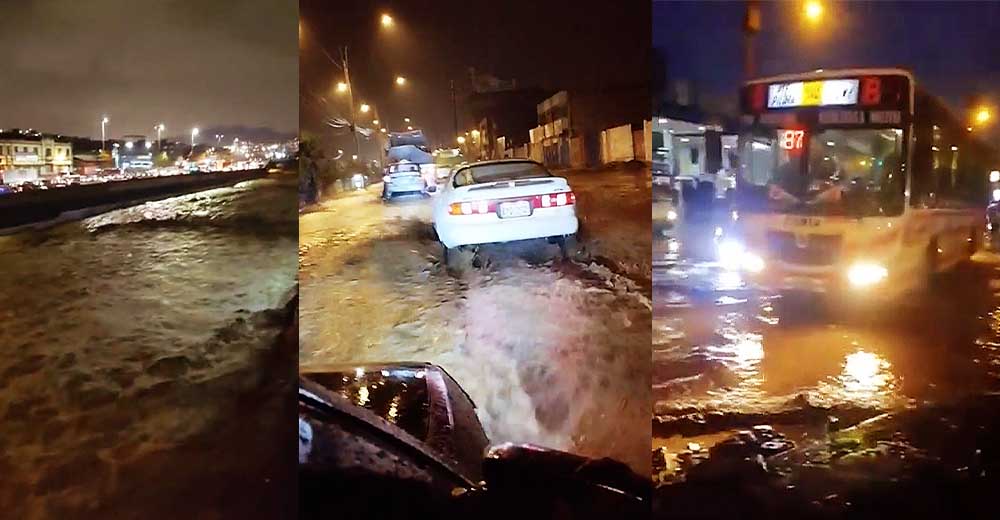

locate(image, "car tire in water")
[[556, 235, 577, 260], [968, 226, 980, 257], [442, 243, 462, 270], [924, 238, 941, 290]]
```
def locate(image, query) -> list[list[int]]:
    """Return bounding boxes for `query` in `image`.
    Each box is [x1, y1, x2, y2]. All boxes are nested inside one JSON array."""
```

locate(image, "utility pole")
[[451, 79, 458, 143], [343, 46, 361, 161], [743, 0, 761, 80]]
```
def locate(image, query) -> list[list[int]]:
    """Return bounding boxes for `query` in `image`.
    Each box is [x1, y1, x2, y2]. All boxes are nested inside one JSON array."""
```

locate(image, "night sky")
[[0, 0, 298, 140], [655, 1, 1000, 126], [300, 0, 650, 148]]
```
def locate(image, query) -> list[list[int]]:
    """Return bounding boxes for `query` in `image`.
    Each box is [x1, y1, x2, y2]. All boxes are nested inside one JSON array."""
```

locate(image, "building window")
[[46, 148, 52, 158]]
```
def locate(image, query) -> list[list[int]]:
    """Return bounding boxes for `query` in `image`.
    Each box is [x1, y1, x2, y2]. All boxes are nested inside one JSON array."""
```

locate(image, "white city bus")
[[724, 68, 995, 301]]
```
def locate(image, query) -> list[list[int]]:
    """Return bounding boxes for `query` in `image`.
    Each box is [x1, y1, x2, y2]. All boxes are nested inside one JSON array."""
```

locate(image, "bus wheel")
[[925, 239, 940, 287], [968, 226, 980, 257]]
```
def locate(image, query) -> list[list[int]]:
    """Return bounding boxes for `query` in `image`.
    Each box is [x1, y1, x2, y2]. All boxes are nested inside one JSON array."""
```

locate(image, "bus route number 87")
[[780, 129, 805, 150]]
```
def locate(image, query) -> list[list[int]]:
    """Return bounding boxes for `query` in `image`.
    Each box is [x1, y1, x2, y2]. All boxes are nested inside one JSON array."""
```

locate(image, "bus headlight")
[[847, 262, 888, 288], [718, 239, 765, 273], [741, 252, 765, 273]]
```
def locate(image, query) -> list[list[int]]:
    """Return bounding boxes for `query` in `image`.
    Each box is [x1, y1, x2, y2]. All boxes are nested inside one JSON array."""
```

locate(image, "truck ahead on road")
[[384, 130, 436, 193]]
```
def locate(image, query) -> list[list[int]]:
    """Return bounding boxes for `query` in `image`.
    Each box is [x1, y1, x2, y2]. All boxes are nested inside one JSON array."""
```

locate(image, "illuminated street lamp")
[[359, 103, 371, 113], [407, 125, 413, 130], [380, 13, 393, 27], [975, 107, 992, 126], [395, 76, 406, 86], [456, 135, 466, 144], [155, 123, 165, 151], [803, 0, 823, 23], [373, 119, 380, 125], [404, 117, 411, 123], [101, 116, 109, 152], [336, 81, 348, 93]]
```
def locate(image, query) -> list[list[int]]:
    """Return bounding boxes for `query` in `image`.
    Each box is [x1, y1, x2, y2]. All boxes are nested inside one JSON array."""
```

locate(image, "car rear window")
[[453, 162, 551, 187], [389, 164, 420, 174]]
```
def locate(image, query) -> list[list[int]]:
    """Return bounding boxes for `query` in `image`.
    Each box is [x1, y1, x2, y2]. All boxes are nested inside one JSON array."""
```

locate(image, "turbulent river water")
[[0, 175, 298, 518]]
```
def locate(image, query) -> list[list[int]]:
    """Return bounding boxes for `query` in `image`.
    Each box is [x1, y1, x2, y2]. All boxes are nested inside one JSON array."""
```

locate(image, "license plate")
[[498, 200, 532, 219]]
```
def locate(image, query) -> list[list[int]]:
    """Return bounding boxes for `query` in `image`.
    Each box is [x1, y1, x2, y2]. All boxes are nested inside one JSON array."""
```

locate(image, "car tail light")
[[535, 191, 575, 208], [449, 200, 491, 215]]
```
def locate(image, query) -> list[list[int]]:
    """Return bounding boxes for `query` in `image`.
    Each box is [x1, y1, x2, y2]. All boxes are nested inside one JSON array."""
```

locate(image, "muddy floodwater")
[[0, 175, 298, 518], [300, 166, 652, 474], [652, 212, 1000, 517]]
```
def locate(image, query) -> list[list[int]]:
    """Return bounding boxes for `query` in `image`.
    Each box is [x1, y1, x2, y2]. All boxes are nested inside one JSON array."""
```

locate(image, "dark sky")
[[0, 0, 298, 140], [655, 1, 1000, 120], [300, 0, 650, 148]]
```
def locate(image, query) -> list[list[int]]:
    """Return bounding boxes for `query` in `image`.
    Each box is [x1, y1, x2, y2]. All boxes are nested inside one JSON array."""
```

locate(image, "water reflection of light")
[[757, 302, 779, 325], [357, 385, 370, 406], [839, 350, 893, 403], [716, 270, 744, 291], [732, 334, 764, 373], [703, 330, 766, 407], [388, 395, 400, 420], [708, 331, 764, 376]]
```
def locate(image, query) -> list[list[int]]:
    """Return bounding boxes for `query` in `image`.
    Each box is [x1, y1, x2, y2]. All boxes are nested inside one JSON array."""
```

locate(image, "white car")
[[383, 162, 427, 200], [433, 159, 578, 262]]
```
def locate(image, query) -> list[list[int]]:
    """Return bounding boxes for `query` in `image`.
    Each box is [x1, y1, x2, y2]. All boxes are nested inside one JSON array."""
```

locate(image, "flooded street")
[[299, 166, 652, 474], [0, 174, 298, 518], [652, 220, 1000, 516]]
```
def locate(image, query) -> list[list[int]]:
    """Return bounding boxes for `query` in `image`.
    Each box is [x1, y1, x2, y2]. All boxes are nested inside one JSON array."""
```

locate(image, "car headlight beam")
[[717, 239, 765, 273]]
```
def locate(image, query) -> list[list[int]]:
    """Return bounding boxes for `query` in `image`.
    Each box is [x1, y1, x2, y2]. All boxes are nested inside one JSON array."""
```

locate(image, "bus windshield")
[[738, 127, 906, 217]]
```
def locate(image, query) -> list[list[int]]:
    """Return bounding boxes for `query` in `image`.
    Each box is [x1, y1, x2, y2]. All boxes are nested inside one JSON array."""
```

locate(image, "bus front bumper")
[[744, 261, 903, 301]]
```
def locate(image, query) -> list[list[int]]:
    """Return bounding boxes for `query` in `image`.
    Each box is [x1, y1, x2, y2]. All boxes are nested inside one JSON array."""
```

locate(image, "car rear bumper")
[[385, 185, 426, 197], [436, 207, 578, 248]]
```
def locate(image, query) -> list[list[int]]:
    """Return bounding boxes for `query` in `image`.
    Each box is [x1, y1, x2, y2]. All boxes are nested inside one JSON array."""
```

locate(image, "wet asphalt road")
[[299, 166, 652, 474], [652, 200, 1000, 500]]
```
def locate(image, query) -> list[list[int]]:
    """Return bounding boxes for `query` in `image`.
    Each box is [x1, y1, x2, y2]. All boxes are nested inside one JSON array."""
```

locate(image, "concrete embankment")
[[0, 169, 268, 232]]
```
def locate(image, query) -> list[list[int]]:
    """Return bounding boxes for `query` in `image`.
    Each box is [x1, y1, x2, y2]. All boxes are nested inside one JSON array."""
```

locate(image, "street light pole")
[[342, 45, 361, 161], [155, 123, 164, 152], [451, 79, 458, 142], [743, 1, 761, 80], [101, 116, 109, 152]]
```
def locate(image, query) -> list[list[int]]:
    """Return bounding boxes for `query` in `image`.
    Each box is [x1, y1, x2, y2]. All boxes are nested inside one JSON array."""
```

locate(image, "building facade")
[[531, 86, 649, 168], [0, 132, 73, 180]]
